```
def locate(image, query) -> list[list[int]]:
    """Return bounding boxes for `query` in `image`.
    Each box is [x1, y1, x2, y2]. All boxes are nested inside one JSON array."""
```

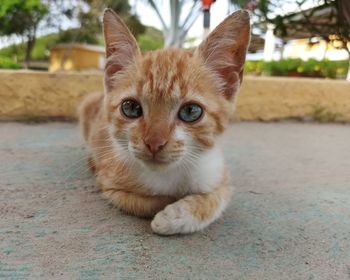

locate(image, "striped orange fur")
[[79, 9, 250, 235]]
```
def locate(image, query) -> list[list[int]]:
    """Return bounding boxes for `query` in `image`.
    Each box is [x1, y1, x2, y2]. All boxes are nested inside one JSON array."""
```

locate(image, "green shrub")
[[31, 33, 60, 60], [0, 55, 21, 69], [0, 33, 60, 62], [138, 27, 164, 52], [244, 59, 349, 79], [138, 35, 163, 51], [245, 61, 264, 75], [312, 106, 341, 123]]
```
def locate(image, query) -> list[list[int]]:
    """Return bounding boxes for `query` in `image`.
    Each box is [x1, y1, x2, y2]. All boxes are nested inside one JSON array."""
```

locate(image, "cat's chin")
[[140, 158, 178, 171]]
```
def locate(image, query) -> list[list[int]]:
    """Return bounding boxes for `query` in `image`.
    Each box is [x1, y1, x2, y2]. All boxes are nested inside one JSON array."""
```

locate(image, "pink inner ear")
[[106, 45, 118, 58], [106, 62, 122, 77], [217, 66, 241, 99], [105, 62, 123, 91], [198, 40, 248, 100], [104, 45, 139, 91], [103, 10, 140, 92], [196, 11, 250, 101], [206, 47, 244, 100]]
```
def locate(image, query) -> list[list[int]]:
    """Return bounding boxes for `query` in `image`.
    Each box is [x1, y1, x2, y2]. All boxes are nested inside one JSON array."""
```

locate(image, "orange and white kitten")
[[79, 9, 250, 235]]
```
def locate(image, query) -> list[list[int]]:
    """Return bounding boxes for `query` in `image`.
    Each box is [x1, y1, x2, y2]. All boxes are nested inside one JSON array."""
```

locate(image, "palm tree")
[[146, 0, 256, 47], [147, 0, 202, 47]]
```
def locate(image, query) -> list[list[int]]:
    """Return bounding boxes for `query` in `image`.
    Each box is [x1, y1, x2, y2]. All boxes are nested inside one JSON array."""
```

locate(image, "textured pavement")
[[0, 122, 350, 279]]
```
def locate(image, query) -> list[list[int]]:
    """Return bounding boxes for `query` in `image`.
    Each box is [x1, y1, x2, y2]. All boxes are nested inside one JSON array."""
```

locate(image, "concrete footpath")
[[0, 122, 349, 279]]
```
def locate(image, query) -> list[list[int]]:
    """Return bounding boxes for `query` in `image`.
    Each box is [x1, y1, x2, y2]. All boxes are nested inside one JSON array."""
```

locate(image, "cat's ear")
[[103, 8, 140, 91], [195, 10, 250, 100]]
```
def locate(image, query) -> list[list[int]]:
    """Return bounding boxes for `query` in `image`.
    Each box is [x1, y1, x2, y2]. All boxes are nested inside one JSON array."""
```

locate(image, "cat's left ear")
[[103, 9, 140, 91], [195, 10, 251, 100]]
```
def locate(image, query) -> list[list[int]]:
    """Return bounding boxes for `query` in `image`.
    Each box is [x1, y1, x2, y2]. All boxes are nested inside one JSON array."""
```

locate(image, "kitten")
[[79, 9, 250, 235]]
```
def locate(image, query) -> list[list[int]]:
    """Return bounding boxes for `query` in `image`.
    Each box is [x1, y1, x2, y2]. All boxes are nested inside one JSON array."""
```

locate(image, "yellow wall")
[[49, 48, 104, 72], [284, 39, 350, 60], [236, 76, 350, 122], [0, 70, 103, 120], [0, 70, 349, 122]]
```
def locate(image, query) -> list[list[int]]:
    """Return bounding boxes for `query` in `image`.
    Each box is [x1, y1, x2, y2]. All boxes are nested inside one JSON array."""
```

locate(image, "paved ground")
[[0, 122, 349, 280]]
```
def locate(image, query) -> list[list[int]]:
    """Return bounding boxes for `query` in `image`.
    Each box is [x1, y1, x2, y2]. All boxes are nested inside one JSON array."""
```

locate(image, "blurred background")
[[0, 0, 349, 80]]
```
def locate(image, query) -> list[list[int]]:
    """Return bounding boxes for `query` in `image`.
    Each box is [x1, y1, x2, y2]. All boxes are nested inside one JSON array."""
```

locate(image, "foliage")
[[145, 0, 202, 47], [58, 28, 100, 45], [0, 0, 49, 67], [138, 27, 164, 51], [0, 55, 21, 69], [312, 105, 340, 122], [245, 59, 349, 79], [0, 0, 48, 34], [0, 0, 146, 67], [231, 0, 349, 57], [0, 33, 60, 62], [240, 0, 350, 54], [244, 60, 264, 75], [124, 15, 146, 39], [0, 26, 162, 66], [31, 33, 60, 60], [278, 0, 349, 54], [67, 0, 145, 45]]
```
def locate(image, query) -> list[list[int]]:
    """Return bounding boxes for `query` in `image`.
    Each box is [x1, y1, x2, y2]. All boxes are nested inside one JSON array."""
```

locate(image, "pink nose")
[[144, 137, 168, 155]]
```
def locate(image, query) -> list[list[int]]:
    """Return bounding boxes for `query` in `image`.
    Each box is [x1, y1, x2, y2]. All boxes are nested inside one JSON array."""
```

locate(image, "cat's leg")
[[102, 188, 176, 218], [151, 172, 232, 235]]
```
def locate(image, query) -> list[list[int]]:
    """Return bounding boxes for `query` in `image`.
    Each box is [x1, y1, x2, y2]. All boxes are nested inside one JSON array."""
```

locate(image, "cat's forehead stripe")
[[138, 49, 191, 99]]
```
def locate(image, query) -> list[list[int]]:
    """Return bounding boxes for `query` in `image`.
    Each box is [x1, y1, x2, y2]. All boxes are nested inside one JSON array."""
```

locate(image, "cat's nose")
[[144, 137, 168, 155]]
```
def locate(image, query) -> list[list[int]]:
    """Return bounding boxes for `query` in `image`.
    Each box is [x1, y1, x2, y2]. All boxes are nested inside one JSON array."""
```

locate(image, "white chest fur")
[[134, 145, 225, 196]]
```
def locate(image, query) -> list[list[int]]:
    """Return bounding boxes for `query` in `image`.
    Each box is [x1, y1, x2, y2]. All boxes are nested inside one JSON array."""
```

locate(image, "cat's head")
[[102, 9, 250, 170]]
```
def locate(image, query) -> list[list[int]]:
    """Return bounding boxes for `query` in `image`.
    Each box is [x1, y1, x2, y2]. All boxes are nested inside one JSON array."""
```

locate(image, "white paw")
[[151, 202, 199, 235]]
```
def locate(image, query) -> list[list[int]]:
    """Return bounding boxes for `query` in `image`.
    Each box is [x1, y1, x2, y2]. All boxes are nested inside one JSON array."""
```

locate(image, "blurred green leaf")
[[244, 59, 349, 79]]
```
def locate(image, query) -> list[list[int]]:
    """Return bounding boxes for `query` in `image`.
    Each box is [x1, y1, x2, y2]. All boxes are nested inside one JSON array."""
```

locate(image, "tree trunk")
[[347, 56, 350, 81], [280, 40, 286, 60], [346, 47, 350, 81], [149, 0, 201, 48], [344, 45, 350, 81], [164, 0, 181, 47], [323, 42, 328, 60], [24, 36, 35, 69]]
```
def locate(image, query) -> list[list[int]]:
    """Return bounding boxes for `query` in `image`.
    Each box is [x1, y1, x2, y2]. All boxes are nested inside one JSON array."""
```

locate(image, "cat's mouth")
[[135, 153, 181, 170], [137, 157, 174, 171], [127, 143, 184, 169], [142, 156, 173, 166]]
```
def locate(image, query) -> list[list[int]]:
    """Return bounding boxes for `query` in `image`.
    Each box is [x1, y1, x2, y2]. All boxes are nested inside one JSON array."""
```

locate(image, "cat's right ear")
[[195, 10, 250, 101], [103, 9, 140, 91]]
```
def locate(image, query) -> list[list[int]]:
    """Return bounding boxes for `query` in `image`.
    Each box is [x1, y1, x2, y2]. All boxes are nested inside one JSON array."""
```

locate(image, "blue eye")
[[121, 100, 143, 119], [178, 103, 203, 123]]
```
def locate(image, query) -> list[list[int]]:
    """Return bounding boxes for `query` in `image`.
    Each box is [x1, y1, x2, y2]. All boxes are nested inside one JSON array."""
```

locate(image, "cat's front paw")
[[151, 202, 199, 235]]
